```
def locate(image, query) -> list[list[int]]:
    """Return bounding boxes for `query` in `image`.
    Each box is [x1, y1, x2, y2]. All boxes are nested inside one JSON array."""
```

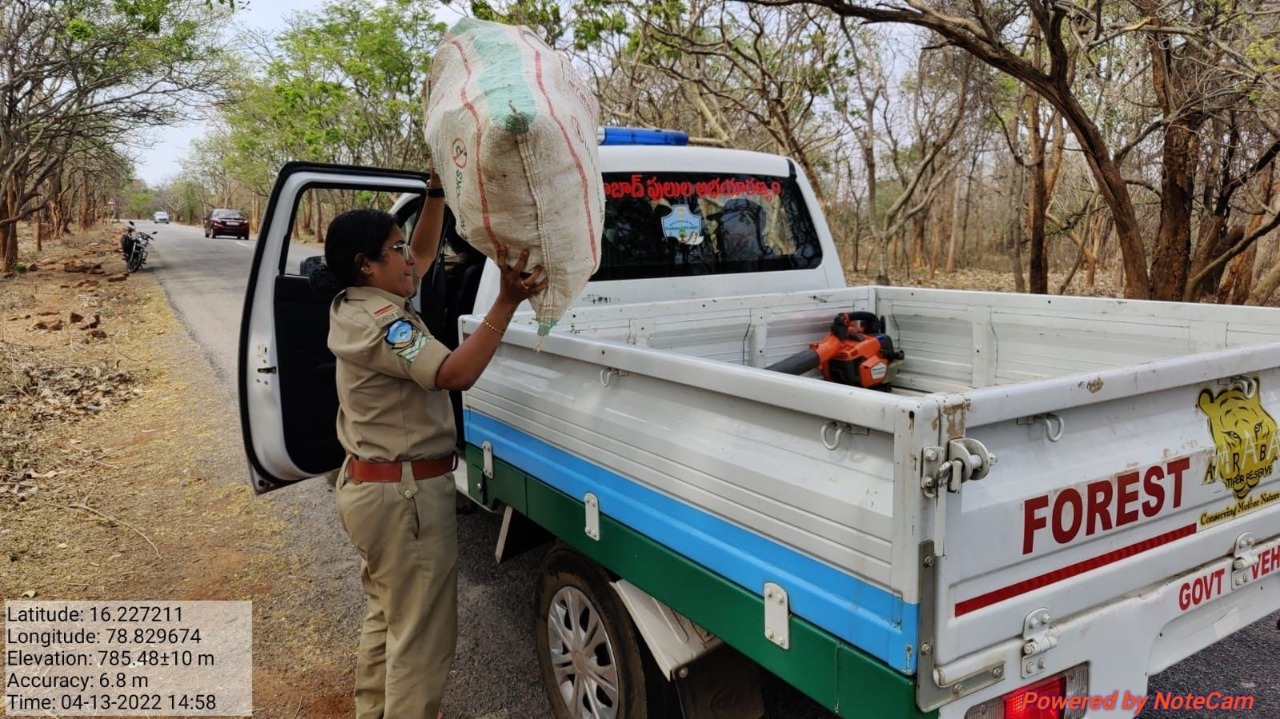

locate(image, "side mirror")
[[128, 221, 135, 227]]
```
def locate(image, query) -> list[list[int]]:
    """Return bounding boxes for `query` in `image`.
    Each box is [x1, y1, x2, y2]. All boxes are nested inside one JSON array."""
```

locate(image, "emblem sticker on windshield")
[[661, 204, 704, 245]]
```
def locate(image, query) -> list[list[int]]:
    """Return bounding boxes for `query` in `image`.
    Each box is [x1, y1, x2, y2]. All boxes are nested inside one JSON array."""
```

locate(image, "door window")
[[283, 188, 411, 277]]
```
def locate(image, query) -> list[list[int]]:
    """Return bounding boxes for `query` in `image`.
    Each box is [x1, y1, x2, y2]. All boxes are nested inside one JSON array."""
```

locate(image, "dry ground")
[[0, 228, 352, 717]]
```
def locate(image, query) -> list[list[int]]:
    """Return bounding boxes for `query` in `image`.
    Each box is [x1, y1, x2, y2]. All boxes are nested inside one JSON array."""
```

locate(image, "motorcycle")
[[120, 221, 154, 273]]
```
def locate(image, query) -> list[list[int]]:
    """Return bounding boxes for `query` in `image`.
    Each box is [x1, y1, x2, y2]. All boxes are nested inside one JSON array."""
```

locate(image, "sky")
[[133, 0, 464, 185]]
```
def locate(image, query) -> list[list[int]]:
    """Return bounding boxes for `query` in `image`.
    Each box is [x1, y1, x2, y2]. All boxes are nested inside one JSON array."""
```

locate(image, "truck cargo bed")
[[462, 285, 1280, 698], [552, 286, 1280, 392]]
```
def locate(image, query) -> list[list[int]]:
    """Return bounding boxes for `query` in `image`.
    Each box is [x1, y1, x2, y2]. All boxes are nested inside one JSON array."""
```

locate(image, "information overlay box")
[[4, 601, 251, 716]]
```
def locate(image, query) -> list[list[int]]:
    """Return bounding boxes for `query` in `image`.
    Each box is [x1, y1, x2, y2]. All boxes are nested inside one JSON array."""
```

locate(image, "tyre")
[[126, 247, 144, 273], [535, 544, 672, 719]]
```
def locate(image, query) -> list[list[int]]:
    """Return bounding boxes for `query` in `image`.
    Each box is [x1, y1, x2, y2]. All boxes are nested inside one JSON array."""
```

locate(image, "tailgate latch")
[[1232, 533, 1258, 589], [922, 438, 997, 497], [1021, 608, 1057, 679]]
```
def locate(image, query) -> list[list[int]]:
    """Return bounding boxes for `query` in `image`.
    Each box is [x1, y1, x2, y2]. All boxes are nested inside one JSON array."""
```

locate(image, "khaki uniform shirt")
[[328, 286, 456, 462]]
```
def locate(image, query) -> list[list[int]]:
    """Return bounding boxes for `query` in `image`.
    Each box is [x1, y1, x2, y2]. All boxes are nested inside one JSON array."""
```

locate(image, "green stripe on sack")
[[465, 446, 936, 719], [453, 18, 537, 134]]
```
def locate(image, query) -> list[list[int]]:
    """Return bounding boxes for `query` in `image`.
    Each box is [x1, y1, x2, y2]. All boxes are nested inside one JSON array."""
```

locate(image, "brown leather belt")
[[346, 454, 458, 483]]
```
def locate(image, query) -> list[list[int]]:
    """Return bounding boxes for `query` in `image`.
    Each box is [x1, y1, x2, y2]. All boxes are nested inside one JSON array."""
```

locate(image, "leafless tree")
[[743, 0, 1280, 300], [0, 0, 231, 270]]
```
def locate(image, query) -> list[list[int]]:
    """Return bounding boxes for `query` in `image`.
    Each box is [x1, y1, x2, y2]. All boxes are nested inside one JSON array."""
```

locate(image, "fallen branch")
[[63, 502, 161, 559]]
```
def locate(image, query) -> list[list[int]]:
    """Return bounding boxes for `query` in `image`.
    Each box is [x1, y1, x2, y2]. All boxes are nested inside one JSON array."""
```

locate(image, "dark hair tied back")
[[308, 264, 345, 294], [323, 209, 400, 290]]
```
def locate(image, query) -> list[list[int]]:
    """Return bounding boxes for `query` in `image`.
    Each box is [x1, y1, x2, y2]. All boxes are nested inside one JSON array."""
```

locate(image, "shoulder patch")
[[368, 303, 404, 327], [385, 319, 429, 362]]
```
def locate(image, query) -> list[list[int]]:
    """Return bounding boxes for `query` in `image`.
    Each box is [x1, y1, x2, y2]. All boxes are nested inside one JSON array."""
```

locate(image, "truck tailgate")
[[933, 348, 1280, 668]]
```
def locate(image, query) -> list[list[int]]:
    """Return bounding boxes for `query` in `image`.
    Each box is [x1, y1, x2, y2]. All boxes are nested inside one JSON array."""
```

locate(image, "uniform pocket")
[[412, 474, 458, 559], [337, 480, 393, 560], [406, 489, 422, 540]]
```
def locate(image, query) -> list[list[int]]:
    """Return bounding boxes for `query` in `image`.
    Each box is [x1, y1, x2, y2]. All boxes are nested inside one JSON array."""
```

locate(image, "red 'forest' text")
[[1022, 458, 1191, 554]]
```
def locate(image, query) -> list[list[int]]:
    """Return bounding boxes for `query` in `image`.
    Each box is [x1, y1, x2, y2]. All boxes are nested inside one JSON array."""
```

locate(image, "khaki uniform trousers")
[[336, 459, 459, 719]]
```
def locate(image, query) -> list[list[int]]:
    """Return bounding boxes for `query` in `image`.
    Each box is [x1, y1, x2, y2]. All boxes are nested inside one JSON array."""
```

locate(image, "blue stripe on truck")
[[467, 410, 919, 673]]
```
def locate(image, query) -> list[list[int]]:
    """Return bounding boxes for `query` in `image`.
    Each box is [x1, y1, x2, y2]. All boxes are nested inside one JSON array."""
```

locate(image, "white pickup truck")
[[239, 130, 1280, 719]]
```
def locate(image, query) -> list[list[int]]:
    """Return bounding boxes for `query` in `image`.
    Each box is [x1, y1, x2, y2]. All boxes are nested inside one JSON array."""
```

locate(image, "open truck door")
[[238, 162, 429, 493]]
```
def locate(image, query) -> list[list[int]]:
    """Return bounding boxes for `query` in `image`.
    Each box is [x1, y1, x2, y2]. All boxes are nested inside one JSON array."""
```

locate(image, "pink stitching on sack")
[[448, 39, 498, 252], [516, 31, 598, 267]]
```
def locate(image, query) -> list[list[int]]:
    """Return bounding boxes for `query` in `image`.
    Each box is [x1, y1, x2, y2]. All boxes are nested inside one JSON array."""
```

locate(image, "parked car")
[[204, 208, 250, 239], [153, 211, 169, 224]]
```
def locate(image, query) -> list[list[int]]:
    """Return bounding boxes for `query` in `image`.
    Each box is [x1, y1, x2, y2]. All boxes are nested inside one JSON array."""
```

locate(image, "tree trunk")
[[302, 191, 315, 236], [1246, 224, 1280, 304], [928, 197, 944, 278], [1, 188, 17, 272], [850, 193, 860, 273], [945, 174, 963, 273], [1026, 91, 1048, 294], [1022, 25, 1050, 295], [953, 156, 977, 272], [874, 231, 890, 285], [1217, 242, 1256, 306], [0, 226, 12, 273], [79, 174, 93, 230], [1085, 212, 1111, 290], [1057, 234, 1087, 295], [1150, 117, 1203, 300], [861, 93, 890, 284], [1190, 211, 1228, 300], [53, 195, 67, 236], [1006, 168, 1027, 293], [313, 191, 325, 243], [910, 214, 926, 271], [969, 178, 983, 262]]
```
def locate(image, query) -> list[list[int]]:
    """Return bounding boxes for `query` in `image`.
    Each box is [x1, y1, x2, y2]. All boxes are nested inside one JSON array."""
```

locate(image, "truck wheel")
[[535, 545, 670, 719]]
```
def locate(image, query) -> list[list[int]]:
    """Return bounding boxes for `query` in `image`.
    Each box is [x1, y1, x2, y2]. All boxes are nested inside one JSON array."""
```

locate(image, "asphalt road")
[[138, 218, 1279, 719]]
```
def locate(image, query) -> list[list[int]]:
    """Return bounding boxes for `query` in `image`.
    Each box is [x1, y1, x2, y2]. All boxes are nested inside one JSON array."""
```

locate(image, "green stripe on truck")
[[465, 445, 934, 719]]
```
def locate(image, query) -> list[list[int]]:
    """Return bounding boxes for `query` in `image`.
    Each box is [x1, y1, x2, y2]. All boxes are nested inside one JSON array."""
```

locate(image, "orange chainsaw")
[[766, 311, 904, 390]]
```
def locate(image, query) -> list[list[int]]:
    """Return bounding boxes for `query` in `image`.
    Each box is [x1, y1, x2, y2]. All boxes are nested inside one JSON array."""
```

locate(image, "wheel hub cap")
[[546, 586, 621, 718]]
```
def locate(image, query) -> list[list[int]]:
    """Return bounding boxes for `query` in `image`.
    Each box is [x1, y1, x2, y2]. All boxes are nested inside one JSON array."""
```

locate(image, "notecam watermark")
[[1025, 690, 1257, 714]]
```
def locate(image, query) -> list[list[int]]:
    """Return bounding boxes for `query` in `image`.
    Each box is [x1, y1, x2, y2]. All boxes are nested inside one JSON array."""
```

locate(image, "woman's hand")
[[494, 243, 547, 307], [437, 244, 546, 391]]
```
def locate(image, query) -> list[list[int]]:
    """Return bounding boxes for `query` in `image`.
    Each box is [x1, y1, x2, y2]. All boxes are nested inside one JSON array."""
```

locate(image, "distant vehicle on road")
[[204, 208, 250, 239], [153, 211, 170, 224]]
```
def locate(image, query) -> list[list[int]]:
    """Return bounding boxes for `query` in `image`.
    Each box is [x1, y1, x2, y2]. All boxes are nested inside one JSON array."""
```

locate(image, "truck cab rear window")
[[595, 172, 823, 281]]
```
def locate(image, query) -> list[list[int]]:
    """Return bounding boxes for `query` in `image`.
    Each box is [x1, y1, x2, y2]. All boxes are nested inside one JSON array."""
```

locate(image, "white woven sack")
[[425, 18, 604, 336]]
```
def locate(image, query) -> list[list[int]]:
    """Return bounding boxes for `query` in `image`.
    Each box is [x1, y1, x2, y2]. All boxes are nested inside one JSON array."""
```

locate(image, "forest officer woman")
[[310, 174, 546, 719]]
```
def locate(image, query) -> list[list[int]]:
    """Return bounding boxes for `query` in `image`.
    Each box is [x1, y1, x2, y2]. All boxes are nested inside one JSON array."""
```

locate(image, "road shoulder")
[[0, 228, 354, 717]]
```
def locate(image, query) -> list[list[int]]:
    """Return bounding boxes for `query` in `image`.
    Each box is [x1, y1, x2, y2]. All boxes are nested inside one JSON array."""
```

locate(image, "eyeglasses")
[[384, 241, 410, 260]]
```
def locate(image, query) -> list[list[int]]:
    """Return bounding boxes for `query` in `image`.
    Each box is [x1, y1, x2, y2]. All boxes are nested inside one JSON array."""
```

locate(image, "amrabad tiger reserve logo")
[[1197, 381, 1278, 500]]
